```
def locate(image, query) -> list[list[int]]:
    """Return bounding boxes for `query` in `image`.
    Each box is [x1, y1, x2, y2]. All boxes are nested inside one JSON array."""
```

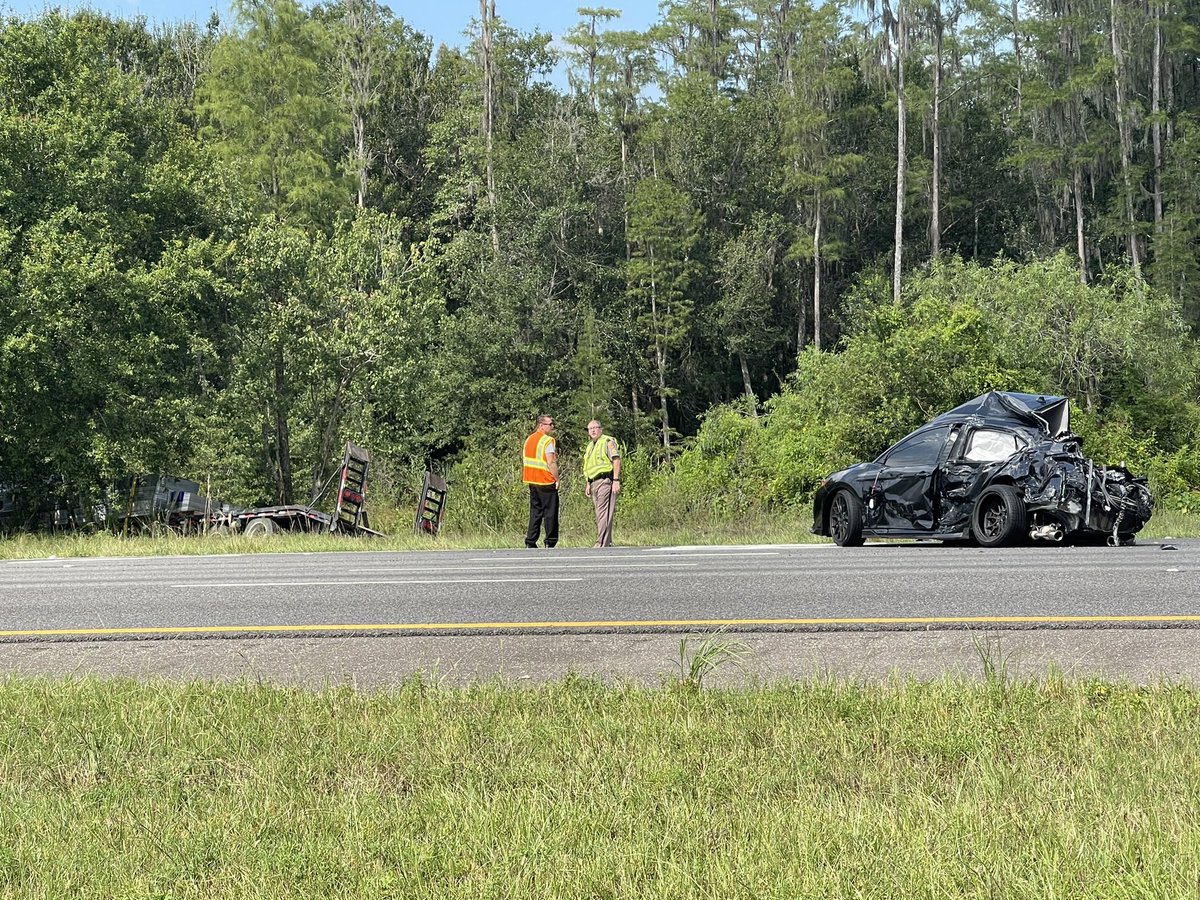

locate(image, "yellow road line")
[[4, 613, 1200, 638]]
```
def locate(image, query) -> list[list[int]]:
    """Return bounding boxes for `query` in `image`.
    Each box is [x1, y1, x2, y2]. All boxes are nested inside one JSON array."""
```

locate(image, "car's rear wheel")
[[829, 490, 865, 547], [971, 485, 1025, 548]]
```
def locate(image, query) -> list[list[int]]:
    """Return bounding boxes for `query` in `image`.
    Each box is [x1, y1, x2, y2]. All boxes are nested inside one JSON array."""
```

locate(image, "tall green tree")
[[315, 0, 434, 218], [306, 210, 447, 493], [1013, 0, 1110, 281], [0, 12, 234, 507], [857, 0, 916, 303], [626, 177, 702, 454], [654, 0, 746, 89], [1150, 117, 1200, 328], [197, 0, 350, 228], [715, 211, 788, 414], [779, 0, 862, 350], [564, 6, 623, 111]]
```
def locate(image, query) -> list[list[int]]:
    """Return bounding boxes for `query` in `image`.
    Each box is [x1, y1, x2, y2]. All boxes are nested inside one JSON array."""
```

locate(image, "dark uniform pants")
[[526, 484, 559, 548]]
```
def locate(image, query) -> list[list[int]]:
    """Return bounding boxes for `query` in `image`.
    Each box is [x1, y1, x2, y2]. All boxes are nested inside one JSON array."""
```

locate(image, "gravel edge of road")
[[2, 629, 1198, 688]]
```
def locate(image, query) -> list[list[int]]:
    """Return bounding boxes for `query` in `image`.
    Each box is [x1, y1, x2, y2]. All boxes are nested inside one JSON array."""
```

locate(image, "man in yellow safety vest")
[[522, 414, 559, 547], [583, 419, 621, 548]]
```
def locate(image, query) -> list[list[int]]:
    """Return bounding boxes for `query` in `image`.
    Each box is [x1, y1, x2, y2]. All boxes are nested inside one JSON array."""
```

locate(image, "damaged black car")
[[812, 391, 1154, 547]]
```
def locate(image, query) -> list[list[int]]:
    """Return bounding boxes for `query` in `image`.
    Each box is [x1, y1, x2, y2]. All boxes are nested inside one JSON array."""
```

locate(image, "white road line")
[[468, 551, 780, 562], [3, 554, 258, 565], [0, 563, 703, 588], [4, 558, 698, 572], [4, 549, 787, 567], [169, 577, 587, 588], [324, 562, 702, 573], [646, 544, 825, 552]]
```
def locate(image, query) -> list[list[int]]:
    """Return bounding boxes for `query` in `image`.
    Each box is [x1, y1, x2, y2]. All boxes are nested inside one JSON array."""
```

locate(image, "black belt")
[[588, 475, 613, 483]]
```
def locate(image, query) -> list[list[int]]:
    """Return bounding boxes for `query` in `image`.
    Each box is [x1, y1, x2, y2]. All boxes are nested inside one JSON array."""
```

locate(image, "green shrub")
[[443, 446, 529, 533], [670, 407, 770, 516]]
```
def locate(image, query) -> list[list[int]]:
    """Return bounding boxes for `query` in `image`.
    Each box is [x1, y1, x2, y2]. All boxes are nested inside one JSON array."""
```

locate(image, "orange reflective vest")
[[522, 432, 556, 485]]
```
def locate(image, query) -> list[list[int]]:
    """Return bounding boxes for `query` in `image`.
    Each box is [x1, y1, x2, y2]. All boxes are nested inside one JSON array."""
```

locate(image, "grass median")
[[2, 673, 1198, 898]]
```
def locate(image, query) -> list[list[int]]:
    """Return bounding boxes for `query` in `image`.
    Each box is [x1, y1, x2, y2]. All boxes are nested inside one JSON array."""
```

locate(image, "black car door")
[[869, 427, 952, 532], [937, 426, 1026, 528]]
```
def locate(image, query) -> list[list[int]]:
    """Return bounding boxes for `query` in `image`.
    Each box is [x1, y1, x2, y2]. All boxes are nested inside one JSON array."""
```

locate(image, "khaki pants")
[[590, 478, 617, 547]]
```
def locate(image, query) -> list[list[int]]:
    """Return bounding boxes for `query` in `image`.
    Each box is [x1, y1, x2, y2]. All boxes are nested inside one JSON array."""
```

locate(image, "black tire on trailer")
[[243, 517, 278, 537], [829, 489, 865, 547], [971, 484, 1026, 548]]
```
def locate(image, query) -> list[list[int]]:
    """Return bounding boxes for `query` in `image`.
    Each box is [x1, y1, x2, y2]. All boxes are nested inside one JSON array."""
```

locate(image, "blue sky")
[[1, 0, 662, 53]]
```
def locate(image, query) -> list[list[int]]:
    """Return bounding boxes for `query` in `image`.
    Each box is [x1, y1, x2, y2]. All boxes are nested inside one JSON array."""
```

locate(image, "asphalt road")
[[0, 539, 1196, 685]]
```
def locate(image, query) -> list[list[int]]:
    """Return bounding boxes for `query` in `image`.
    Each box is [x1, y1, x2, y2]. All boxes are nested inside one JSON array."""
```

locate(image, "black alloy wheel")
[[971, 485, 1026, 548], [829, 489, 865, 547]]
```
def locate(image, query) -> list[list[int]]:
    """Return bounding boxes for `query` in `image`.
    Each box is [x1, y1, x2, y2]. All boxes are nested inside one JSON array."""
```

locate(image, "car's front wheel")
[[829, 490, 865, 547], [971, 485, 1026, 547]]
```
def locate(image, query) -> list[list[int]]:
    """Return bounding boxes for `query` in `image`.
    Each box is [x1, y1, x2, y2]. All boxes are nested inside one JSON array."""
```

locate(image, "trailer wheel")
[[243, 518, 278, 537]]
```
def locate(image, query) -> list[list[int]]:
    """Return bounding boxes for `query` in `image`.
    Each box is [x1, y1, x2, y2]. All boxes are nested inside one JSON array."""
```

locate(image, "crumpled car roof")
[[927, 391, 1070, 436]]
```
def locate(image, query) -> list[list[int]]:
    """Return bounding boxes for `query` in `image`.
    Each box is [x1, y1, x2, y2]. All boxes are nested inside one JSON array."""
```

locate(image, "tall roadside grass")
[[1, 674, 1198, 898], [1140, 507, 1200, 539], [0, 510, 820, 560], [0, 506, 1194, 560]]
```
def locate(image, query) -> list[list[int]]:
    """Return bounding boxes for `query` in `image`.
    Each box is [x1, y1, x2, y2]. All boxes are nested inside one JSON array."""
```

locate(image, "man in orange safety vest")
[[522, 414, 559, 547]]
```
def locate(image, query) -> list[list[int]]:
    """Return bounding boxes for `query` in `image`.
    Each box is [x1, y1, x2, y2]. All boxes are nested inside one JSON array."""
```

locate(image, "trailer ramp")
[[333, 443, 379, 535]]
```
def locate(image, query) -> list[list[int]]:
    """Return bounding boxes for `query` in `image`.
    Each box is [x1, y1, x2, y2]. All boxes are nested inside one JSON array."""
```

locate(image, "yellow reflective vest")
[[583, 434, 618, 480]]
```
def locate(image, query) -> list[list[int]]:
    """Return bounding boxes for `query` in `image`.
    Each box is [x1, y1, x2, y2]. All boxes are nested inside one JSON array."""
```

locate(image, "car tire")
[[971, 485, 1025, 548], [242, 517, 278, 537], [829, 490, 865, 547]]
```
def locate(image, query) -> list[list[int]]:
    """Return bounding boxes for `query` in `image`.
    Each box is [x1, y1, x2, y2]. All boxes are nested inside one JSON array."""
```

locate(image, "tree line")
[[1, 0, 1198, 516]]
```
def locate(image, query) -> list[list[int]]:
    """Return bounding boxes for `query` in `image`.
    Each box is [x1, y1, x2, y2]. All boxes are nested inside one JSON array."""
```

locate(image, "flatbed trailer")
[[236, 505, 336, 535], [2, 444, 383, 537], [225, 443, 381, 537]]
